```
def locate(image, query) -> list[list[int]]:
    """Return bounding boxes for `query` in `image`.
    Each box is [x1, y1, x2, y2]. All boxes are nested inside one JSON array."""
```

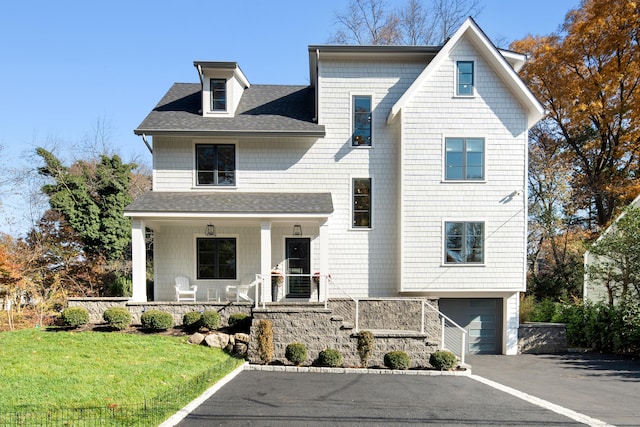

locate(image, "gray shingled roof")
[[125, 192, 333, 215], [134, 83, 325, 137]]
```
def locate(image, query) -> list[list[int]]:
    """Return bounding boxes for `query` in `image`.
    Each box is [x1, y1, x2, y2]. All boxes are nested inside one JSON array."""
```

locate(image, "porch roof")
[[124, 191, 334, 217]]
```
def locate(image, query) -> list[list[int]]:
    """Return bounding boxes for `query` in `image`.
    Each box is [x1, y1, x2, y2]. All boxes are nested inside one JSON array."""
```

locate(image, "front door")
[[285, 238, 311, 298]]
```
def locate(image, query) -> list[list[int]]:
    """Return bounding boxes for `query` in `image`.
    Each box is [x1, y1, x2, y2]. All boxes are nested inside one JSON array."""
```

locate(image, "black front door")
[[285, 238, 311, 298]]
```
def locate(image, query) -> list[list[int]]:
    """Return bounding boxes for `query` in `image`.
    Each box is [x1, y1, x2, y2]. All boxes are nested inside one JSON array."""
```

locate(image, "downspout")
[[314, 49, 320, 123], [196, 64, 204, 114], [141, 134, 152, 154]]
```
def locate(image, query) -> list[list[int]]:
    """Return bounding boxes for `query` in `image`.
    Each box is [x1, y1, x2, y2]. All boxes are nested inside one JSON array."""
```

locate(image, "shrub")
[[357, 330, 374, 367], [102, 307, 132, 330], [429, 350, 457, 370], [109, 275, 132, 297], [256, 320, 274, 364], [384, 351, 411, 370], [317, 348, 343, 367], [201, 310, 221, 330], [285, 342, 307, 365], [228, 313, 250, 329], [182, 311, 202, 331], [140, 310, 173, 331], [531, 298, 558, 322], [61, 307, 90, 328]]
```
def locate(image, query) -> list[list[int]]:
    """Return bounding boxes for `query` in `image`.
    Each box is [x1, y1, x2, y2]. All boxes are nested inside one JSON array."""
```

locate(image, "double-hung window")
[[445, 222, 484, 264], [210, 78, 226, 111], [445, 137, 484, 180], [353, 178, 371, 228], [197, 237, 236, 279], [456, 61, 474, 96], [196, 144, 235, 186], [352, 95, 372, 146]]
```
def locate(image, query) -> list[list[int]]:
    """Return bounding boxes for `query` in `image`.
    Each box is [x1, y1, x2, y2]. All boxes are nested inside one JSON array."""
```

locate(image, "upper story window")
[[445, 137, 484, 181], [196, 144, 235, 186], [456, 61, 474, 96], [197, 237, 236, 279], [445, 222, 484, 264], [210, 78, 227, 111], [352, 95, 372, 146], [353, 178, 371, 228]]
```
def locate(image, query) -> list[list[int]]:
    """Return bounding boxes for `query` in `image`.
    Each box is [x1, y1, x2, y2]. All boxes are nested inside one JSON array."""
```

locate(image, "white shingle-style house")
[[125, 18, 544, 355], [583, 193, 640, 304]]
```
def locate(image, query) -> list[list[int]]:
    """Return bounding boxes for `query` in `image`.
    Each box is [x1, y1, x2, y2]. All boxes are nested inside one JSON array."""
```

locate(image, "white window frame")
[[454, 59, 476, 98], [441, 135, 486, 183], [194, 233, 239, 281], [441, 220, 485, 266], [351, 176, 373, 230], [350, 92, 374, 148], [192, 140, 238, 189]]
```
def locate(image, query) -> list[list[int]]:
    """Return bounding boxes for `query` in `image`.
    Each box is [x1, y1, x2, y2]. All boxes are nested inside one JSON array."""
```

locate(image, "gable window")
[[445, 137, 484, 180], [196, 144, 235, 186], [352, 95, 372, 146], [353, 178, 371, 228], [210, 78, 227, 111], [456, 61, 474, 96], [197, 237, 236, 279], [445, 222, 484, 264]]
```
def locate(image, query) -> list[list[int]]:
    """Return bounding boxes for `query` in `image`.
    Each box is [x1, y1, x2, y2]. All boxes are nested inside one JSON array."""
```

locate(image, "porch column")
[[319, 221, 329, 302], [131, 219, 148, 302], [260, 221, 272, 303]]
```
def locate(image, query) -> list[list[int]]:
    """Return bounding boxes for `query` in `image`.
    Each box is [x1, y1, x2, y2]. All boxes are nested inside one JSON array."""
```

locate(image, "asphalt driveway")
[[467, 352, 640, 427], [175, 371, 583, 426], [169, 352, 639, 426]]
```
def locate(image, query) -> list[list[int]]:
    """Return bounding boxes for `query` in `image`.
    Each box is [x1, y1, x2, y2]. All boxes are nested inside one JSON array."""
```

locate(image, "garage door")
[[439, 298, 502, 355]]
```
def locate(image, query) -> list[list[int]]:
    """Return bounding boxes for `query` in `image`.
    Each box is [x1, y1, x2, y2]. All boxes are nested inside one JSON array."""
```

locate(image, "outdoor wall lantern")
[[293, 224, 302, 236], [205, 223, 216, 236]]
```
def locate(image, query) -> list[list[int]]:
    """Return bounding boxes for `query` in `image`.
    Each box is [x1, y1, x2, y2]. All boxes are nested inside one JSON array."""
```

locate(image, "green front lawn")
[[0, 329, 242, 410]]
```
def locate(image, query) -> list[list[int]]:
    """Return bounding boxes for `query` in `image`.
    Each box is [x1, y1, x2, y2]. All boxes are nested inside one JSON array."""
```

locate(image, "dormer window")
[[210, 78, 227, 111]]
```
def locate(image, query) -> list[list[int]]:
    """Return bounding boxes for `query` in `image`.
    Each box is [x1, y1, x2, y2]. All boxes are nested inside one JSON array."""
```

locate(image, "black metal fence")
[[0, 358, 241, 426]]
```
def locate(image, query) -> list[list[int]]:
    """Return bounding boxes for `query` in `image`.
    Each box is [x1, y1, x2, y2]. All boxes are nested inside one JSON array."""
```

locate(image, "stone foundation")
[[518, 322, 567, 354]]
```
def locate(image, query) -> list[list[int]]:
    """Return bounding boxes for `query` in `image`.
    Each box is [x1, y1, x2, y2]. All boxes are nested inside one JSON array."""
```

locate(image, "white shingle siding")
[[400, 38, 528, 292], [150, 38, 528, 298]]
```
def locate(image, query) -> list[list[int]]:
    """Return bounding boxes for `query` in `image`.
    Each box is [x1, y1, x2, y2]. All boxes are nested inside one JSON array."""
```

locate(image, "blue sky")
[[0, 0, 576, 235]]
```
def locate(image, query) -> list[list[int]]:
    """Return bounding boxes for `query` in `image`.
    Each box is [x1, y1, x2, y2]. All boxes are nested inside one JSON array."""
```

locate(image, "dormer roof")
[[134, 83, 325, 138]]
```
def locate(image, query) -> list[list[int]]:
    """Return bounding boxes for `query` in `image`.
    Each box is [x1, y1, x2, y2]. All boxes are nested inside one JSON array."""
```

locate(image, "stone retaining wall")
[[249, 299, 441, 367], [518, 322, 567, 354], [68, 298, 253, 326]]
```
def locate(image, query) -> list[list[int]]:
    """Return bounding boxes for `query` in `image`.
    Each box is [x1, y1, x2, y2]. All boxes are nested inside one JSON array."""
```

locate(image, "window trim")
[[351, 177, 372, 230], [351, 93, 373, 148], [455, 60, 475, 97], [193, 142, 237, 188], [195, 235, 238, 280], [210, 78, 227, 112], [443, 136, 486, 182], [442, 220, 485, 266]]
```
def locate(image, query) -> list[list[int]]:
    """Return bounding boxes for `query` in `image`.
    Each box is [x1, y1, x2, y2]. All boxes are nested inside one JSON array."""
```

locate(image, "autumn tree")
[[0, 233, 28, 330], [513, 0, 640, 231], [527, 123, 586, 299], [329, 0, 482, 45]]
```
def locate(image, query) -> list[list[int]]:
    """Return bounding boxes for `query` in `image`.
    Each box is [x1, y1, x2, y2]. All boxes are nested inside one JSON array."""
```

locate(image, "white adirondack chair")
[[225, 277, 258, 302], [175, 276, 197, 302]]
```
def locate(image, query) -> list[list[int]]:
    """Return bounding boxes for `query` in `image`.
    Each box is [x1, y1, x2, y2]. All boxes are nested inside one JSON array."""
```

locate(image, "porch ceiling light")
[[293, 224, 302, 236], [205, 223, 216, 236]]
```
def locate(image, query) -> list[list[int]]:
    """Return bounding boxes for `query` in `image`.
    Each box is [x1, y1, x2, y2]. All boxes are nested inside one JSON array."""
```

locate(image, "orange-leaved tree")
[[0, 233, 29, 330], [513, 0, 640, 231]]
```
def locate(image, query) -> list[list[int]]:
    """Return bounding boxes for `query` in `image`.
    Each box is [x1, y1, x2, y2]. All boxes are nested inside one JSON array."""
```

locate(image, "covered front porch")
[[125, 192, 334, 304]]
